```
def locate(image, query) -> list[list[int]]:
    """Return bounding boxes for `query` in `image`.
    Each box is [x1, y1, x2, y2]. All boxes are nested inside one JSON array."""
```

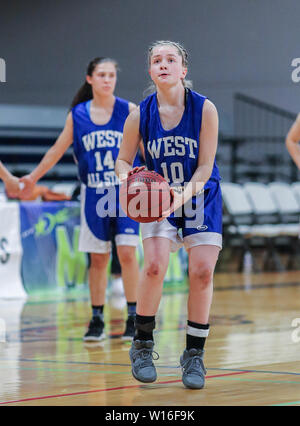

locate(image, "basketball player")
[[286, 113, 300, 169], [20, 57, 141, 342], [0, 161, 20, 197], [115, 41, 222, 389]]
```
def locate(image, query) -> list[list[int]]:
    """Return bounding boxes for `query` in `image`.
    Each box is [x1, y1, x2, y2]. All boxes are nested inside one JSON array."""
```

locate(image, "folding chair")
[[222, 182, 282, 272], [291, 182, 300, 208], [268, 182, 300, 269], [243, 182, 284, 271]]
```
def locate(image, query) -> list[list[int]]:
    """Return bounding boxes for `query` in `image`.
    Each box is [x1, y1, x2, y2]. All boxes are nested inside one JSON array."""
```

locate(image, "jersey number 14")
[[94, 151, 114, 171]]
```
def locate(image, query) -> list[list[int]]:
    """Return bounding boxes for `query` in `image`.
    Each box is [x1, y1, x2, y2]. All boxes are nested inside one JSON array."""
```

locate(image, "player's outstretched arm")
[[20, 112, 74, 198], [286, 113, 300, 169], [115, 107, 144, 181]]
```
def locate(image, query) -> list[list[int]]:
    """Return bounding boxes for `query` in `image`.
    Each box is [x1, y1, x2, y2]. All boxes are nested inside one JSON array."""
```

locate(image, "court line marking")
[[208, 367, 300, 376], [212, 377, 300, 385], [270, 400, 300, 406], [14, 279, 300, 308], [214, 281, 300, 292], [2, 363, 299, 381], [5, 359, 300, 376], [0, 365, 178, 377], [0, 370, 250, 405]]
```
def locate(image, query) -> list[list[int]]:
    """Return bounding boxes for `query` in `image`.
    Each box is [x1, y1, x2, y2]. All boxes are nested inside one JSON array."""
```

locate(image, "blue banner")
[[20, 201, 87, 294], [19, 201, 188, 295]]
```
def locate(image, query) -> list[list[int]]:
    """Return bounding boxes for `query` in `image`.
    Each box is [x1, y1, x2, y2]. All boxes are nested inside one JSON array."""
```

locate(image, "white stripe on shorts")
[[184, 232, 222, 250], [78, 184, 111, 253], [141, 220, 222, 252], [187, 326, 210, 338], [140, 219, 183, 252], [115, 234, 140, 247]]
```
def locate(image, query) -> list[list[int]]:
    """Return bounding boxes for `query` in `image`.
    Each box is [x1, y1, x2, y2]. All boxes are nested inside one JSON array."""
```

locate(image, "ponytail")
[[70, 82, 93, 109]]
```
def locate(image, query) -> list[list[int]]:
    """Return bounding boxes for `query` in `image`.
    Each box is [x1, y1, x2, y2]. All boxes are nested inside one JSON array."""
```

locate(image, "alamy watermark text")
[[0, 58, 6, 82]]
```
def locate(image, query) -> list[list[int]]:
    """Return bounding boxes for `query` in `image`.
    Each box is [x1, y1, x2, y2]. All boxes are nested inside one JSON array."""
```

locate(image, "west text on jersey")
[[147, 136, 198, 159], [82, 130, 123, 151]]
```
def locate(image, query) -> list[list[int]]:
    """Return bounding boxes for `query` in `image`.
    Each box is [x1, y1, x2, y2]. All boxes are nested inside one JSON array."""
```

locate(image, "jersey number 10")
[[161, 162, 184, 184]]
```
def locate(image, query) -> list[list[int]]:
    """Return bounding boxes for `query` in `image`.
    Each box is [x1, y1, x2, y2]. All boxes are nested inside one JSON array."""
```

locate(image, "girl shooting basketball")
[[115, 41, 222, 389], [20, 57, 141, 342]]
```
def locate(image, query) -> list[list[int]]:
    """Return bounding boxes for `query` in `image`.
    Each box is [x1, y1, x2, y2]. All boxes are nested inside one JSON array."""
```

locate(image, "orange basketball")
[[119, 170, 173, 223]]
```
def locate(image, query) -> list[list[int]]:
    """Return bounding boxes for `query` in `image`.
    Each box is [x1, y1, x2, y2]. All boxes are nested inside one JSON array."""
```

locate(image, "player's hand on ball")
[[157, 188, 184, 222], [128, 166, 146, 176]]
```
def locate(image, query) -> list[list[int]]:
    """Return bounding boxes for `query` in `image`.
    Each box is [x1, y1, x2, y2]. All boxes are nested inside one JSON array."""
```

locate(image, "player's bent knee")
[[117, 247, 136, 265], [144, 260, 165, 279], [189, 264, 213, 289], [90, 253, 109, 270]]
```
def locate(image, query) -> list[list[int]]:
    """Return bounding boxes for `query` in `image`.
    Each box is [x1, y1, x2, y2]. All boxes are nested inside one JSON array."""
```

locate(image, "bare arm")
[[129, 103, 145, 161], [20, 112, 74, 197], [286, 114, 300, 169], [0, 161, 20, 196], [115, 107, 143, 181]]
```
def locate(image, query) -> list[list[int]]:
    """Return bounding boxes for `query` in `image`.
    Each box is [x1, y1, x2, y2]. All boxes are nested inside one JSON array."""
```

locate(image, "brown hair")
[[70, 57, 119, 109]]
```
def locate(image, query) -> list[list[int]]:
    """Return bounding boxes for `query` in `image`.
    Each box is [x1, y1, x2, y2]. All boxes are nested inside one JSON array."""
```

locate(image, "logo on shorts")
[[197, 225, 208, 231], [125, 228, 135, 234]]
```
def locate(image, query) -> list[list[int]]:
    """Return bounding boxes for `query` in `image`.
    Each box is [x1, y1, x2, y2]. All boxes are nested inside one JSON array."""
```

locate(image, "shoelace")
[[181, 355, 207, 375], [135, 348, 160, 368]]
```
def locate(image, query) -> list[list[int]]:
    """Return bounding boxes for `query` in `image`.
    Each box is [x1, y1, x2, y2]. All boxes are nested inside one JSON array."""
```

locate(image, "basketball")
[[119, 170, 173, 223]]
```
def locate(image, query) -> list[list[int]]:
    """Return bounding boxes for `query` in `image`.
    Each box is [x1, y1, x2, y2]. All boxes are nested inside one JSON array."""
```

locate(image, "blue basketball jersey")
[[72, 97, 141, 241], [139, 89, 220, 189], [72, 97, 141, 187]]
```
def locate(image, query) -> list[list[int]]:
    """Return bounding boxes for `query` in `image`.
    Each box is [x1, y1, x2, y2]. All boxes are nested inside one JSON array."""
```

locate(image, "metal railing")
[[217, 93, 298, 183]]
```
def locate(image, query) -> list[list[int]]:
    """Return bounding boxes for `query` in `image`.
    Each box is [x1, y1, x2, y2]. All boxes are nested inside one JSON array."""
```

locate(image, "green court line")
[[0, 365, 129, 375], [0, 365, 177, 377], [271, 401, 300, 406], [214, 376, 300, 385]]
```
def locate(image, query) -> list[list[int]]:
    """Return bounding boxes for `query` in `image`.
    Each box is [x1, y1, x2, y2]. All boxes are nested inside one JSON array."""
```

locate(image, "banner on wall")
[[18, 201, 188, 295], [0, 202, 27, 299], [20, 201, 88, 294]]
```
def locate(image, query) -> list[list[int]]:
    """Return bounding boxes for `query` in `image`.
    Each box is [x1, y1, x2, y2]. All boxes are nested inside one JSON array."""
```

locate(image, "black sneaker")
[[83, 316, 106, 342], [122, 315, 135, 341]]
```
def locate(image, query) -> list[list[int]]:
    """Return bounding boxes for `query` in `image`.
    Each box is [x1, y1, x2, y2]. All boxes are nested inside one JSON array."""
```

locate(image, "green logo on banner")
[[35, 208, 78, 237], [56, 225, 87, 287]]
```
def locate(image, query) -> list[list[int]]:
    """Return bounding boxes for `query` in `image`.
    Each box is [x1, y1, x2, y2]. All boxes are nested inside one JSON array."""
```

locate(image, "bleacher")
[[217, 93, 299, 184], [218, 94, 300, 272], [0, 104, 77, 185]]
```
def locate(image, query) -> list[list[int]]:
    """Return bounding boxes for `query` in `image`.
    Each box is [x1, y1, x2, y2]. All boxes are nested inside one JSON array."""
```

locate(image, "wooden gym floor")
[[0, 271, 300, 406]]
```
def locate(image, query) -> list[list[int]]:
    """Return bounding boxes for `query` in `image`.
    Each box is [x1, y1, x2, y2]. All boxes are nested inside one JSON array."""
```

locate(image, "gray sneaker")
[[129, 339, 159, 383], [180, 348, 207, 389]]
